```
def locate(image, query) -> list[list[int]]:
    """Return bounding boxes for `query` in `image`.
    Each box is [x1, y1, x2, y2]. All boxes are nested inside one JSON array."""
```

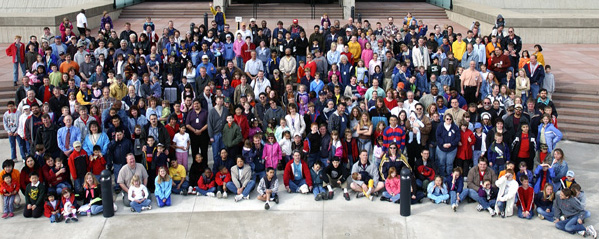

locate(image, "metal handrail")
[[253, 1, 258, 19], [311, 0, 315, 19]]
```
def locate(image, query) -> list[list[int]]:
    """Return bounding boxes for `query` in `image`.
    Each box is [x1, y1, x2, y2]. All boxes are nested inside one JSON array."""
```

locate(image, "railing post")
[[204, 13, 208, 30], [351, 6, 355, 19]]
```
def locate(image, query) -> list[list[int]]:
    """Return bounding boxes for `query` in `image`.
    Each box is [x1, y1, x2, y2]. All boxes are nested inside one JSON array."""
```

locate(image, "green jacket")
[[223, 122, 242, 148], [25, 182, 46, 206]]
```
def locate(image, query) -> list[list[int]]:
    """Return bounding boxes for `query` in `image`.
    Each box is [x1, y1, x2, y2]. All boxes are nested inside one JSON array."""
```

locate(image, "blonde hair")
[[130, 174, 141, 185], [156, 167, 171, 184], [83, 172, 99, 189]]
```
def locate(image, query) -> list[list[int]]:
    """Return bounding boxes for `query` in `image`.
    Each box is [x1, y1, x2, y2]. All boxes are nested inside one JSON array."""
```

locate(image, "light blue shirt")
[[57, 125, 82, 152]]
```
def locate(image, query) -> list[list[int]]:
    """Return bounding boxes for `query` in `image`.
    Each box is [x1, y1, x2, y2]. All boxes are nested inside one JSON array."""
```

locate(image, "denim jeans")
[[428, 192, 449, 204], [74, 178, 84, 195], [8, 135, 17, 160], [3, 194, 15, 213], [172, 180, 189, 194], [313, 186, 325, 198], [491, 164, 505, 174], [130, 198, 151, 212], [308, 153, 319, 168], [16, 135, 28, 160], [236, 56, 244, 69], [429, 143, 438, 173], [415, 179, 431, 192], [465, 188, 481, 202], [320, 157, 329, 168], [226, 180, 256, 197], [288, 179, 307, 193], [450, 191, 468, 205], [556, 215, 587, 234], [496, 201, 506, 213], [80, 205, 104, 215], [382, 191, 401, 202], [195, 187, 216, 196], [537, 207, 554, 221], [436, 147, 457, 177], [49, 213, 61, 222], [472, 150, 482, 166], [48, 182, 72, 196], [211, 133, 224, 165], [113, 164, 124, 190], [254, 171, 266, 182], [358, 139, 371, 157], [156, 195, 171, 207], [530, 83, 540, 101], [13, 62, 26, 83], [517, 206, 534, 219]]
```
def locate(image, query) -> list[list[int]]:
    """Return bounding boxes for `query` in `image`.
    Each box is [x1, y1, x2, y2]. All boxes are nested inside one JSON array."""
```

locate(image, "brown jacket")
[[466, 165, 498, 191]]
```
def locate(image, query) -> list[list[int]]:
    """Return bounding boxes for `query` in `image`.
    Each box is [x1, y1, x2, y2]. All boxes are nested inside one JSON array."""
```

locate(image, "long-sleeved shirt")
[[517, 186, 534, 212], [57, 125, 81, 152], [128, 184, 149, 201]]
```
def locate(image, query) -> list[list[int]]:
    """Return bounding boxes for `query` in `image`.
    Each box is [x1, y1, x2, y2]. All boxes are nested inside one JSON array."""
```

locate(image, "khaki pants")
[[383, 77, 393, 91], [324, 175, 348, 189]]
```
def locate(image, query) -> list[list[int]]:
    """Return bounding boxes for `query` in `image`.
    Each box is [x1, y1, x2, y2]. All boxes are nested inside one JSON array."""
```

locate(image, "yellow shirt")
[[452, 41, 466, 61], [347, 41, 362, 62], [109, 82, 127, 100], [169, 165, 186, 181], [498, 170, 516, 180], [534, 52, 545, 66]]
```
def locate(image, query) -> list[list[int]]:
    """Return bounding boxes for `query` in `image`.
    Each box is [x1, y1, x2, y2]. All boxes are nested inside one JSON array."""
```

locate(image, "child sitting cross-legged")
[[427, 175, 449, 204]]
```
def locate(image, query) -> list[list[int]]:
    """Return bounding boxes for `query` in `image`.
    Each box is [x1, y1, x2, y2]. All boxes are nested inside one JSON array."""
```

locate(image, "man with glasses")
[[263, 98, 285, 131], [501, 27, 522, 55], [477, 98, 497, 123], [504, 103, 530, 137], [444, 98, 466, 125]]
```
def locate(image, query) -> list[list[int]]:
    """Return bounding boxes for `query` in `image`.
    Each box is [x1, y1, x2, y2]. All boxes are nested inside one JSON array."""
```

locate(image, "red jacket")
[[89, 156, 107, 175], [44, 200, 62, 218], [457, 129, 476, 160], [197, 173, 216, 190], [215, 171, 231, 186], [234, 114, 249, 140], [68, 149, 90, 180], [5, 42, 25, 63], [517, 186, 534, 212], [342, 138, 359, 164], [241, 43, 256, 63], [42, 165, 67, 187], [283, 160, 313, 187], [0, 181, 18, 195]]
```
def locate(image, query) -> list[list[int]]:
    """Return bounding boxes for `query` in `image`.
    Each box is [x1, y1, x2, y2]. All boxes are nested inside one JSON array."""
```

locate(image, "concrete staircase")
[[226, 3, 343, 20], [355, 2, 447, 21], [0, 83, 18, 138], [552, 85, 599, 144], [119, 2, 211, 18]]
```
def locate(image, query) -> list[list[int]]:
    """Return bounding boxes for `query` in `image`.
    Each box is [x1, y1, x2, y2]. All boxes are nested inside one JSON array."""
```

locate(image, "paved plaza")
[[0, 139, 596, 238]]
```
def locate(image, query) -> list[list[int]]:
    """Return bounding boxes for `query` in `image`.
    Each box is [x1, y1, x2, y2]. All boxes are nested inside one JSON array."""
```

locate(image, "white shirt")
[[76, 13, 87, 28], [172, 132, 190, 153]]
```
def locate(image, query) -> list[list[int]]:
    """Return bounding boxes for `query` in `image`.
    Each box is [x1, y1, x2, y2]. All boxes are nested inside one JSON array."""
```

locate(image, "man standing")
[[524, 55, 545, 100], [412, 37, 430, 70], [186, 99, 209, 169], [76, 9, 88, 36], [383, 17, 399, 39], [382, 115, 406, 152], [328, 103, 348, 136], [208, 96, 229, 164], [382, 52, 398, 91], [244, 51, 264, 82], [6, 35, 26, 86], [141, 114, 171, 150], [279, 48, 297, 87], [24, 104, 43, 153], [250, 71, 270, 101], [444, 98, 466, 125], [56, 115, 81, 161], [460, 61, 481, 104], [107, 131, 132, 192]]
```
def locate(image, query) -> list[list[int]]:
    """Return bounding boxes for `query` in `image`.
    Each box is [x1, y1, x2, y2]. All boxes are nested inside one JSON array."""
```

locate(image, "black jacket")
[[106, 138, 133, 166], [35, 124, 60, 153]]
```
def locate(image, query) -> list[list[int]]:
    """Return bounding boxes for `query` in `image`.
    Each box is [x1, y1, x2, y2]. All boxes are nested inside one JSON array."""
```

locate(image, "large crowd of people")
[[0, 5, 595, 238]]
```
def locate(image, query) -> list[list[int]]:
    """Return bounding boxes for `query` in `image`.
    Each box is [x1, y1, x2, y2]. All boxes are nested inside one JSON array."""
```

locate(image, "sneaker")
[[560, 216, 566, 221], [274, 195, 279, 204], [380, 196, 390, 202], [243, 195, 250, 200], [441, 200, 446, 204], [356, 192, 365, 198], [130, 208, 136, 212], [1, 213, 7, 219], [13, 82, 17, 86], [264, 202, 270, 210], [216, 191, 222, 199], [146, 206, 152, 210], [86, 210, 91, 217], [373, 191, 379, 197], [369, 194, 374, 201], [7, 213, 13, 218], [476, 204, 483, 212], [197, 192, 201, 196], [328, 191, 334, 200], [182, 190, 188, 196], [320, 192, 328, 200], [223, 192, 228, 199], [452, 204, 457, 212], [488, 208, 495, 216], [500, 211, 505, 218], [344, 193, 350, 201], [71, 217, 78, 222], [287, 188, 292, 193], [299, 185, 309, 194], [187, 186, 193, 194], [315, 194, 322, 201], [65, 218, 71, 223], [588, 225, 597, 239], [207, 192, 215, 197], [234, 195, 243, 202], [578, 231, 586, 237], [538, 214, 544, 220]]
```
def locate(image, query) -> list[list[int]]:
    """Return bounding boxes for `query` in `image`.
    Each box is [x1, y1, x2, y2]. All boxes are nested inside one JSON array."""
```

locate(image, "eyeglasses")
[[445, 118, 452, 121], [389, 147, 397, 149], [483, 102, 491, 104], [416, 108, 422, 110]]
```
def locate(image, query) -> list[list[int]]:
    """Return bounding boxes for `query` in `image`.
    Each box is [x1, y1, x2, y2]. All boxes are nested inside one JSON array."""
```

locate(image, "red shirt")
[[517, 133, 530, 158], [517, 186, 534, 211], [384, 98, 397, 110]]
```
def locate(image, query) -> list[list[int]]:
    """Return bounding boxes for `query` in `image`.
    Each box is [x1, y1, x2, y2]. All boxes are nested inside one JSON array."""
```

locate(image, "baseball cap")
[[224, 97, 231, 103], [474, 122, 482, 129], [73, 141, 82, 148], [202, 55, 209, 59], [250, 18, 256, 22], [481, 112, 491, 120], [293, 19, 298, 24], [346, 28, 352, 32], [566, 170, 575, 177], [441, 67, 447, 72], [515, 104, 523, 109], [318, 90, 326, 96]]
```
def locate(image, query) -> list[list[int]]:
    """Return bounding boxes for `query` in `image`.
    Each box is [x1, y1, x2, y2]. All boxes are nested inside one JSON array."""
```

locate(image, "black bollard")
[[204, 13, 209, 30], [400, 167, 411, 217], [100, 169, 115, 218]]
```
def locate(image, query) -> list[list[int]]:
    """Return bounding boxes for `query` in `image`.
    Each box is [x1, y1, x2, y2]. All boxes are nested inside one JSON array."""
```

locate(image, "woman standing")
[[284, 104, 306, 137], [435, 114, 460, 177], [356, 113, 373, 155]]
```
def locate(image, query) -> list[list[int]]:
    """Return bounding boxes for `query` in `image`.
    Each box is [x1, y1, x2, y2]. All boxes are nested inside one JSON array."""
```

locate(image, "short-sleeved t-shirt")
[[172, 132, 190, 153], [169, 165, 187, 181], [117, 163, 149, 187]]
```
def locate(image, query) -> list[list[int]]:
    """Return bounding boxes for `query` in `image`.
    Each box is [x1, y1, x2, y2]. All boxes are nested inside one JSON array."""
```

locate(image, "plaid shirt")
[[383, 24, 399, 38], [95, 97, 116, 114]]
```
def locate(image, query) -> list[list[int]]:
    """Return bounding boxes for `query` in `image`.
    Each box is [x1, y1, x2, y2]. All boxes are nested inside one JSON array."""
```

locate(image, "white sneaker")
[[142, 206, 152, 211], [476, 204, 483, 212], [243, 195, 250, 200], [299, 185, 309, 194], [588, 225, 597, 239], [452, 204, 457, 212], [488, 208, 495, 216], [234, 194, 243, 202], [223, 192, 228, 199], [187, 186, 193, 194], [207, 192, 215, 197], [216, 191, 222, 199], [197, 192, 201, 196]]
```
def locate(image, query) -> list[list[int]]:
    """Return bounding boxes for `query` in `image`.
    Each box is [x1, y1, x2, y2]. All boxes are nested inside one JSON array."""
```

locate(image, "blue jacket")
[[487, 142, 510, 166], [310, 168, 326, 186], [165, 42, 181, 57], [537, 123, 562, 153], [106, 138, 133, 166], [339, 62, 353, 87], [445, 175, 464, 194], [154, 177, 172, 200], [533, 165, 555, 193], [524, 63, 545, 85], [197, 62, 217, 78], [436, 123, 461, 152], [82, 132, 110, 156], [416, 72, 429, 94], [223, 42, 235, 61]]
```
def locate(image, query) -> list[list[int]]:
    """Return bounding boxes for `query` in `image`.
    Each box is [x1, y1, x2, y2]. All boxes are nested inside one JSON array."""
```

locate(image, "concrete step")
[[558, 115, 599, 126], [558, 108, 599, 118], [554, 100, 599, 110], [552, 92, 599, 103], [562, 131, 599, 144], [554, 84, 599, 95], [226, 3, 343, 19], [558, 122, 599, 134]]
